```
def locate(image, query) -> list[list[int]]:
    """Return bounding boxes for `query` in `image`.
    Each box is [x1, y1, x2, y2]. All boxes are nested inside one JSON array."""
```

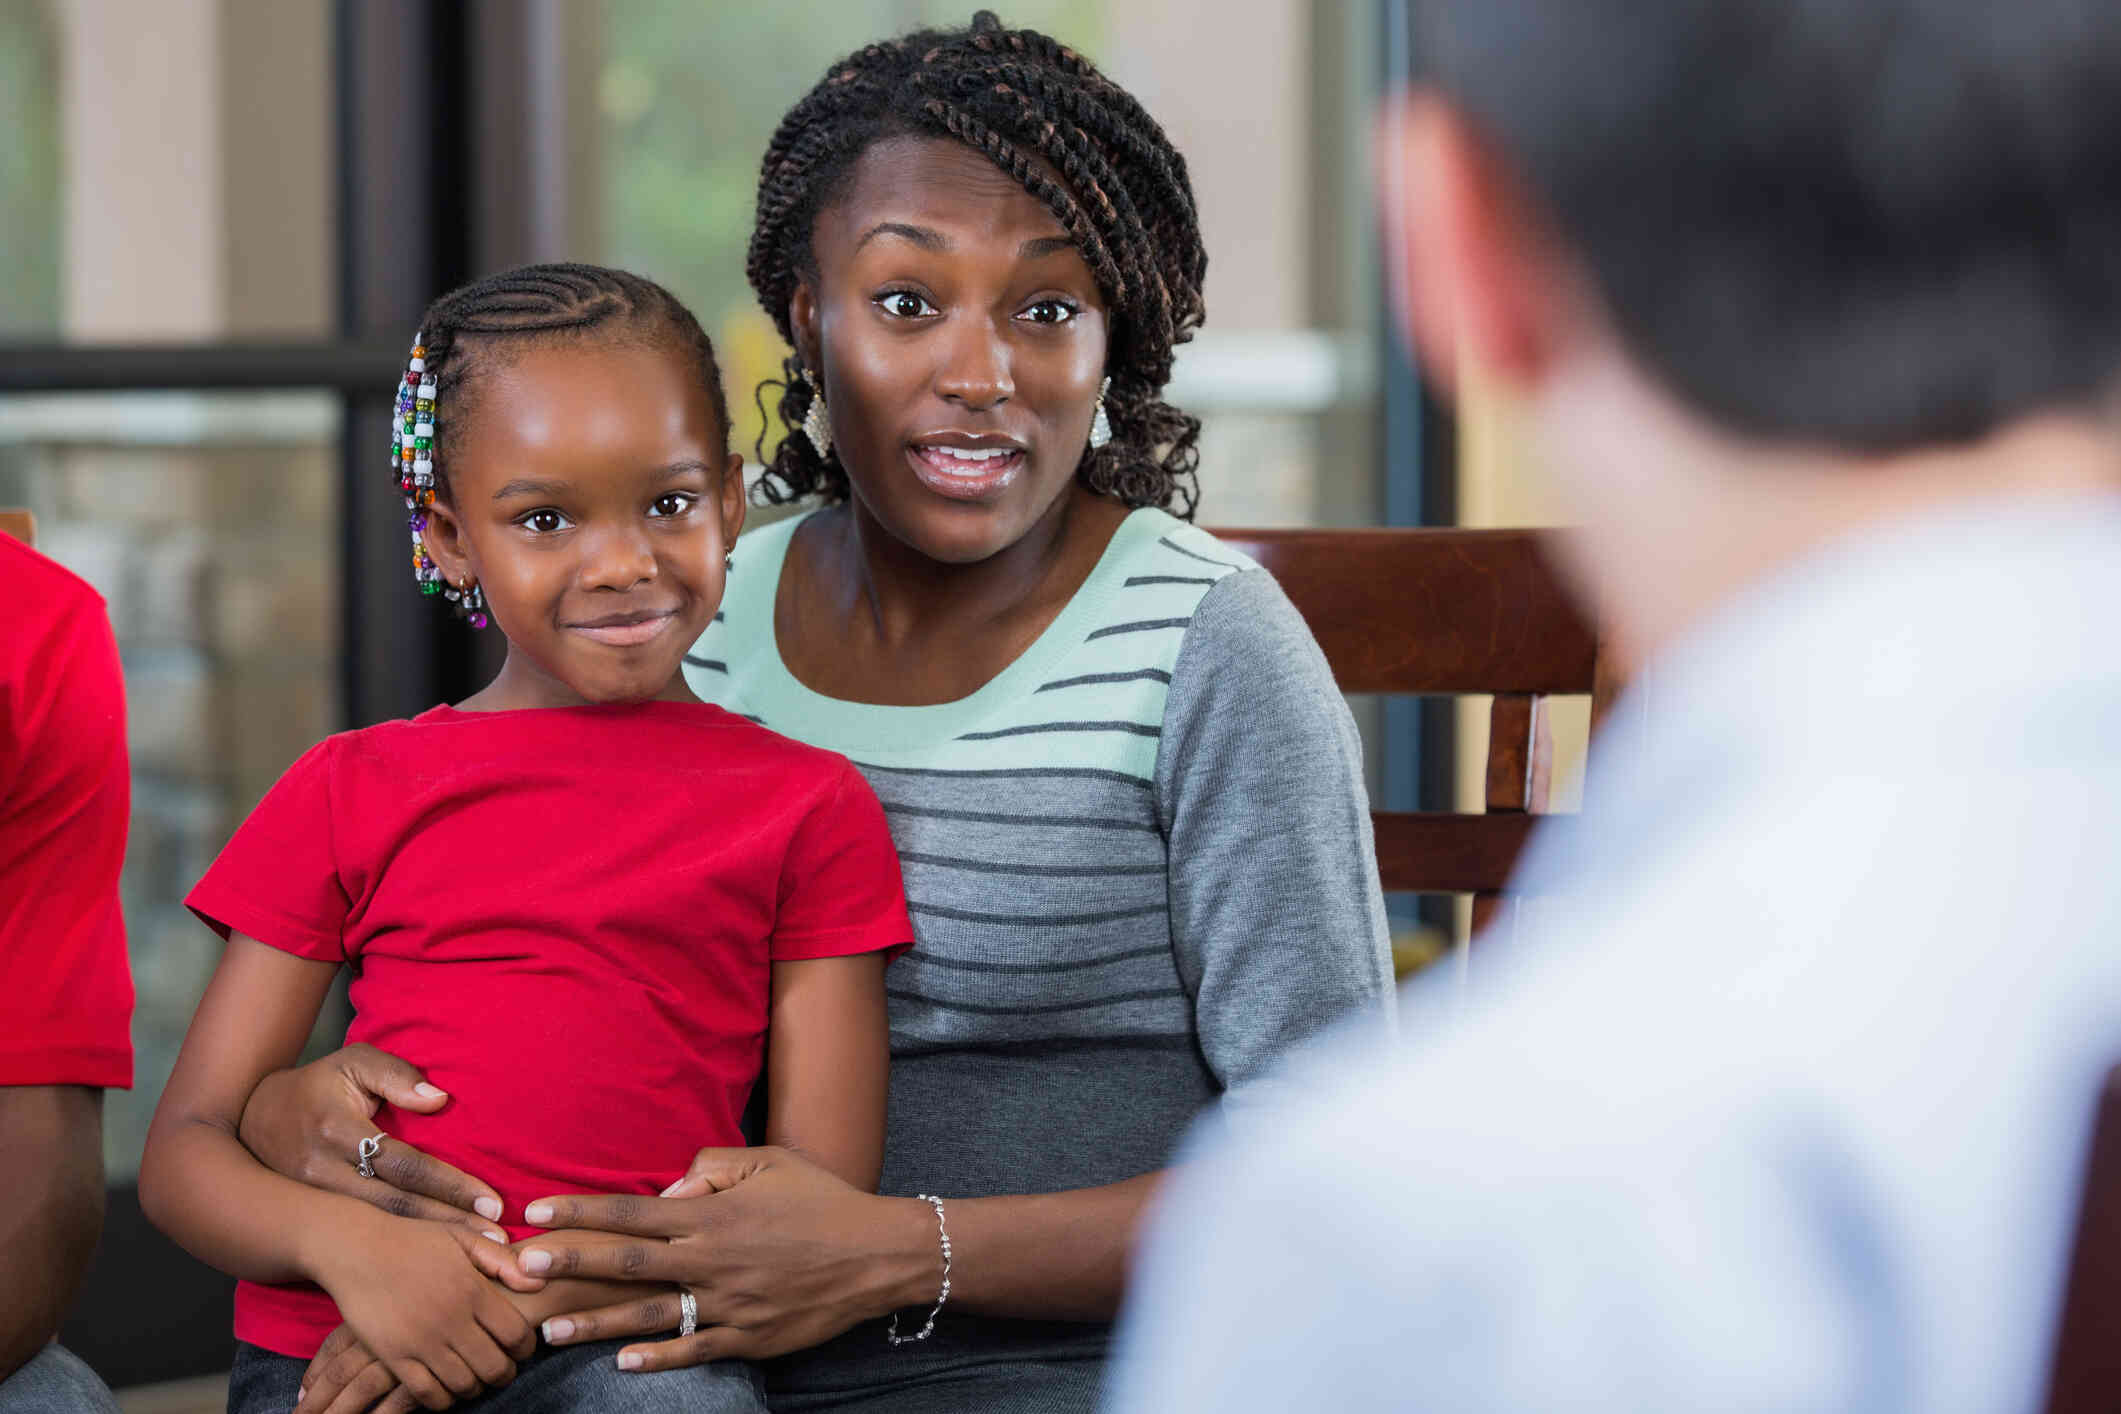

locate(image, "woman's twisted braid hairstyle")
[[391, 262, 729, 619], [747, 10, 1208, 517]]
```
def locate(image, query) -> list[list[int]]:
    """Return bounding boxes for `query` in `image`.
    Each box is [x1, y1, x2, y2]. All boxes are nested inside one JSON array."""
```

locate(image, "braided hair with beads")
[[391, 262, 731, 624], [748, 9, 1208, 517]]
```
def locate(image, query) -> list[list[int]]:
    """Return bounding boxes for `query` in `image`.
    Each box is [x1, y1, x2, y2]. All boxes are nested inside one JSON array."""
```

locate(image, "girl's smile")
[[564, 605, 683, 647]]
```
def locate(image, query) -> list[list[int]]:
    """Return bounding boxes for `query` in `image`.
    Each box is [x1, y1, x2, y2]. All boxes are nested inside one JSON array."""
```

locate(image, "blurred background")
[[0, 0, 1567, 1395]]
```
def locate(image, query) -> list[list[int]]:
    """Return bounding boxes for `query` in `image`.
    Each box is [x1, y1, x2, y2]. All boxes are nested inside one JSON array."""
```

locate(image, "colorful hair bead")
[[388, 329, 489, 627]]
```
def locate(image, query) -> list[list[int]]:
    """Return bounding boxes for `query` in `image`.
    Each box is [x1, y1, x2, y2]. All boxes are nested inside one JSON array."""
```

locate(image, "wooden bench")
[[1213, 527, 1610, 937]]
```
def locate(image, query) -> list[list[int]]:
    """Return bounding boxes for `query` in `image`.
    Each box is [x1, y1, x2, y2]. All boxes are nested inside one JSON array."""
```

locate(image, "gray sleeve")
[[1155, 569, 1395, 1108]]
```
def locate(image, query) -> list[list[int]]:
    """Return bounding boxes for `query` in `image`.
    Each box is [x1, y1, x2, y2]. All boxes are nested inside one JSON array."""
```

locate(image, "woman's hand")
[[520, 1146, 939, 1370], [239, 1044, 538, 1289], [310, 1212, 537, 1410]]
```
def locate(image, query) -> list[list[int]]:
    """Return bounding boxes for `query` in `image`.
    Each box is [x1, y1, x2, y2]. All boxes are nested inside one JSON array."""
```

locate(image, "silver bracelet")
[[886, 1194, 952, 1345]]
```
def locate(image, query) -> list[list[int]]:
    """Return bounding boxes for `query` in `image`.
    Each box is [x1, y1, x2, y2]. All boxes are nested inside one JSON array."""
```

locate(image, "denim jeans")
[[228, 1339, 766, 1414], [0, 1344, 120, 1414]]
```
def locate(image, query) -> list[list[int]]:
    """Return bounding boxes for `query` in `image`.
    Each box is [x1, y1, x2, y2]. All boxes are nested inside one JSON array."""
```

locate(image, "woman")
[[249, 13, 1392, 1411]]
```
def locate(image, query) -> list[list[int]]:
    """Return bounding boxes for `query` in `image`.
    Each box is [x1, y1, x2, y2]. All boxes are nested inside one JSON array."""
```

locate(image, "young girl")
[[138, 264, 910, 1414]]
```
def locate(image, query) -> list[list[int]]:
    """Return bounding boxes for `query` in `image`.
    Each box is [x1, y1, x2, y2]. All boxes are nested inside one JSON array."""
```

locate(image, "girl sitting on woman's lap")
[[137, 264, 911, 1414]]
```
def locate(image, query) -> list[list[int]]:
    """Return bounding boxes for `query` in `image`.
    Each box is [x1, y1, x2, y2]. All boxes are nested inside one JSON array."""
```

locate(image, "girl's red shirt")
[[185, 699, 912, 1358]]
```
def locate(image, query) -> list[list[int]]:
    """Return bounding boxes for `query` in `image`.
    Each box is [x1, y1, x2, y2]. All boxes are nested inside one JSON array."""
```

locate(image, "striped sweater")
[[684, 505, 1392, 1410]]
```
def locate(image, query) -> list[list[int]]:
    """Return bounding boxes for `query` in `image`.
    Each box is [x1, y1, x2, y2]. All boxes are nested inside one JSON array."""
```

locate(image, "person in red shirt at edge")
[[138, 264, 911, 1414], [0, 529, 134, 1414]]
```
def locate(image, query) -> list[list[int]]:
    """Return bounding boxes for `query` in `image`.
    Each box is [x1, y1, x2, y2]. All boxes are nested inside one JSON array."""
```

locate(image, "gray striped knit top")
[[684, 506, 1393, 1409]]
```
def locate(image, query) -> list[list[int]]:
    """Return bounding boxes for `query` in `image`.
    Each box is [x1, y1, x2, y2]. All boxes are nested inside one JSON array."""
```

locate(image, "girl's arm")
[[762, 952, 891, 1189], [139, 933, 536, 1403], [140, 935, 353, 1282]]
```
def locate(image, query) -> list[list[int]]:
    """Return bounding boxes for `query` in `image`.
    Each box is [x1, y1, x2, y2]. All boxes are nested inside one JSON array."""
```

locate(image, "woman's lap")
[[766, 1358, 1103, 1414], [228, 1340, 765, 1414]]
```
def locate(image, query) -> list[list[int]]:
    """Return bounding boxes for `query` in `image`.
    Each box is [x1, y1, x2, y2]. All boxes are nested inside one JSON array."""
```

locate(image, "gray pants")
[[229, 1339, 765, 1414], [769, 1358, 1103, 1413], [0, 1345, 120, 1414]]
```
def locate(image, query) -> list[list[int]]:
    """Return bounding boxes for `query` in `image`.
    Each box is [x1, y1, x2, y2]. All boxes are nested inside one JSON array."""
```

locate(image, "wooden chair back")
[[0, 509, 33, 546], [1212, 527, 1609, 936], [2045, 1062, 2121, 1413]]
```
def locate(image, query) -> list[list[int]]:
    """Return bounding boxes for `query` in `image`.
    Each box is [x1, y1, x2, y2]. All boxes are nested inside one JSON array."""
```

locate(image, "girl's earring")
[[462, 580, 488, 630], [801, 372, 833, 459], [1088, 376, 1113, 451], [725, 552, 735, 575]]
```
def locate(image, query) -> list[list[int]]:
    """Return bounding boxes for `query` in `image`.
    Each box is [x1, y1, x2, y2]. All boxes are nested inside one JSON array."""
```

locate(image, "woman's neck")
[[835, 481, 1128, 648], [781, 485, 1131, 706]]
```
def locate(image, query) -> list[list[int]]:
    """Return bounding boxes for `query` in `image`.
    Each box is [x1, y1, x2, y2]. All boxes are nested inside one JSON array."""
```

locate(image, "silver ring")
[[355, 1133, 385, 1179], [678, 1289, 697, 1338]]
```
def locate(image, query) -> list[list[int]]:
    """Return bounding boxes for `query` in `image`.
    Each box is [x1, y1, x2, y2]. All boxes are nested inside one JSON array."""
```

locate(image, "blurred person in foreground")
[[0, 530, 133, 1413], [1106, 0, 2121, 1408]]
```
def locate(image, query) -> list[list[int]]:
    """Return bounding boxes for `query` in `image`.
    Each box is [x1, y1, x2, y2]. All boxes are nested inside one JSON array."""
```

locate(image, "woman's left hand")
[[520, 1146, 937, 1370]]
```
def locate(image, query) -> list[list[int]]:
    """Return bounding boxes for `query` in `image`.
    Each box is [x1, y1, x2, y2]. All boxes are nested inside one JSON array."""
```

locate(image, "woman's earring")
[[725, 552, 735, 574], [801, 372, 833, 459], [1088, 376, 1113, 451]]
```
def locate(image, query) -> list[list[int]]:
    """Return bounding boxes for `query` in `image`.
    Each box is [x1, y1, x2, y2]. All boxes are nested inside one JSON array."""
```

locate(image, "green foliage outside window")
[[0, 0, 61, 338]]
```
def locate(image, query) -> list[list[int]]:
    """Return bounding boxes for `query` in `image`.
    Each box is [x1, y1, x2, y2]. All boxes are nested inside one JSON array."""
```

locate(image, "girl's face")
[[794, 136, 1110, 564], [421, 340, 745, 708]]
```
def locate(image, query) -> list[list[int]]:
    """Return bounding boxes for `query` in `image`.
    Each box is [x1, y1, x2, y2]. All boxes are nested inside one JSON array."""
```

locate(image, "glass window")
[[0, 391, 343, 1177], [1, 0, 334, 343]]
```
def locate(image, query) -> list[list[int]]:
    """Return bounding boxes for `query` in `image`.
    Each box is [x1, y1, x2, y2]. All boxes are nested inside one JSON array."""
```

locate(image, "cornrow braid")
[[747, 9, 1208, 518], [390, 261, 730, 622]]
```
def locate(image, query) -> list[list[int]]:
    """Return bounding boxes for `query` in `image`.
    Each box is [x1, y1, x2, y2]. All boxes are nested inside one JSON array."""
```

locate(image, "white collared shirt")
[[1107, 495, 2121, 1413]]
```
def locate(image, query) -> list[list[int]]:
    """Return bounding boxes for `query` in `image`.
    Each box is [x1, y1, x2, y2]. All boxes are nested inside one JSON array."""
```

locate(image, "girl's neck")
[[454, 648, 701, 713]]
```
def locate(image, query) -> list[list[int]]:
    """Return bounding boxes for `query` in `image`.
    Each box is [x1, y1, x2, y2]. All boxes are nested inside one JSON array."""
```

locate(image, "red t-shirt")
[[185, 700, 911, 1357], [0, 534, 134, 1089]]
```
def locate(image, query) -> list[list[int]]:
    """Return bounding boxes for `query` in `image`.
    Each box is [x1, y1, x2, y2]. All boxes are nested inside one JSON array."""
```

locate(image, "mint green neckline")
[[729, 506, 1168, 753]]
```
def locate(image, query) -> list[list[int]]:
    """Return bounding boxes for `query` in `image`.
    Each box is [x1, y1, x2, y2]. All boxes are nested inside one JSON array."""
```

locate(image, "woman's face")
[[795, 135, 1111, 565]]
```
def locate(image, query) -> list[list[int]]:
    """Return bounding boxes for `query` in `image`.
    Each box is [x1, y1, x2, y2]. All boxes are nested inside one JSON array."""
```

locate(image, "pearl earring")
[[1088, 376, 1113, 451], [801, 372, 832, 459]]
